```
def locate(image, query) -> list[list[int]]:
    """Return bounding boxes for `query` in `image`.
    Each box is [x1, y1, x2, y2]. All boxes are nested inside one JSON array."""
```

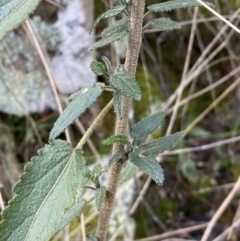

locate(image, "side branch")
[[95, 0, 146, 240]]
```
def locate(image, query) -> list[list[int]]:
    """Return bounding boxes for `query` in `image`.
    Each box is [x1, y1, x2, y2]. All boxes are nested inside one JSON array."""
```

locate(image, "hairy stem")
[[95, 1, 145, 240]]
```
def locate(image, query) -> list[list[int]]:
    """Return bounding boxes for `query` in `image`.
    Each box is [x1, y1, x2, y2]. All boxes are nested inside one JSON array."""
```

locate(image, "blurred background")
[[0, 0, 240, 240]]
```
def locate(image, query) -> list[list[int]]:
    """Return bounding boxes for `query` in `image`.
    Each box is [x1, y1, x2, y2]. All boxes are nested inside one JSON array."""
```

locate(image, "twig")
[[201, 177, 240, 241], [24, 19, 71, 143], [195, 0, 240, 34], [134, 223, 208, 241], [95, 1, 146, 240]]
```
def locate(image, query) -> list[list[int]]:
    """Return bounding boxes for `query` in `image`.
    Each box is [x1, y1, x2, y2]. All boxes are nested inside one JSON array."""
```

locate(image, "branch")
[[95, 0, 146, 240]]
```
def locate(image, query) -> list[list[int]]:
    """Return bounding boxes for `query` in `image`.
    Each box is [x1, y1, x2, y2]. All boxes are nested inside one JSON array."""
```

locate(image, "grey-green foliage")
[[119, 161, 138, 185], [0, 0, 41, 41], [113, 90, 126, 119], [0, 141, 89, 241], [90, 60, 106, 76], [129, 152, 164, 185], [147, 18, 181, 31], [102, 135, 130, 146], [110, 65, 141, 101], [89, 4, 126, 34], [136, 131, 184, 156], [131, 112, 166, 141], [95, 186, 106, 210], [54, 199, 87, 233], [102, 17, 130, 38], [49, 83, 103, 140], [88, 19, 129, 51], [147, 0, 214, 12], [108, 150, 126, 166], [91, 164, 106, 183]]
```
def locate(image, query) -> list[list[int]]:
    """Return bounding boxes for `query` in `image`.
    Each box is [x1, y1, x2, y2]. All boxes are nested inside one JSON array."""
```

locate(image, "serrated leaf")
[[90, 5, 126, 34], [88, 28, 128, 51], [86, 234, 98, 241], [131, 112, 166, 141], [95, 186, 106, 211], [102, 17, 130, 38], [148, 0, 214, 12], [148, 18, 181, 31], [114, 90, 126, 119], [54, 199, 87, 233], [91, 164, 106, 181], [137, 131, 184, 156], [119, 161, 138, 185], [90, 60, 106, 76], [0, 140, 88, 241], [50, 83, 102, 140], [108, 150, 126, 166], [0, 0, 41, 41], [110, 65, 141, 101], [129, 152, 164, 185], [101, 56, 113, 74], [102, 135, 130, 145]]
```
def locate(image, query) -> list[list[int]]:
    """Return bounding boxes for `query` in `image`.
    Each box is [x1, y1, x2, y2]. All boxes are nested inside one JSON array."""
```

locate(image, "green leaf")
[[89, 5, 126, 34], [101, 56, 113, 74], [137, 131, 184, 156], [0, 0, 41, 41], [147, 18, 181, 31], [108, 150, 126, 166], [102, 17, 130, 38], [0, 140, 88, 241], [86, 234, 98, 241], [54, 199, 87, 233], [113, 90, 126, 119], [119, 161, 138, 185], [95, 186, 106, 211], [91, 164, 106, 181], [148, 0, 214, 12], [88, 27, 128, 51], [131, 112, 166, 141], [110, 65, 141, 101], [102, 135, 130, 145], [90, 60, 106, 76], [50, 83, 102, 140], [129, 152, 164, 185]]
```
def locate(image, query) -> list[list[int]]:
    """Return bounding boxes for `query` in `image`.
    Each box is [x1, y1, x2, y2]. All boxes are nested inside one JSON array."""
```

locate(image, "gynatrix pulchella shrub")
[[0, 0, 214, 240]]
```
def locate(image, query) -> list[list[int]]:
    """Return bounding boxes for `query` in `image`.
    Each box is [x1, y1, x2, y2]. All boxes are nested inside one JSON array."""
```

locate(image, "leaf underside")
[[129, 152, 164, 185], [101, 17, 130, 38], [119, 161, 138, 185], [110, 65, 141, 101], [113, 90, 126, 119], [0, 0, 41, 41], [89, 5, 126, 34], [147, 0, 214, 12], [137, 131, 184, 156], [89, 14, 129, 51], [108, 150, 126, 166], [95, 186, 106, 211], [148, 18, 181, 31], [49, 83, 102, 140], [0, 140, 88, 241], [54, 199, 87, 234], [131, 112, 166, 141]]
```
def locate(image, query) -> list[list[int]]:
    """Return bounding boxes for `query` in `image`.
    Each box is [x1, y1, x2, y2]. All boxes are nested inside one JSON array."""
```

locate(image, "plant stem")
[[76, 99, 113, 150], [95, 0, 146, 240]]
